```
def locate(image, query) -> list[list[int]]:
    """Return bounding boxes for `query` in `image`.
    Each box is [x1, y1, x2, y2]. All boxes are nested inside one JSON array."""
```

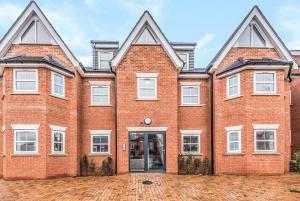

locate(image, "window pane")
[[54, 143, 62, 151], [140, 88, 155, 97], [100, 61, 109, 68], [16, 131, 36, 141], [183, 136, 191, 143], [190, 136, 198, 143], [256, 141, 265, 150], [229, 76, 238, 86], [92, 86, 108, 95], [16, 142, 27, 151], [93, 95, 108, 104], [190, 144, 199, 152], [256, 83, 274, 92], [100, 52, 113, 60], [54, 133, 63, 142], [100, 145, 108, 152], [183, 144, 190, 152], [54, 84, 63, 95], [16, 71, 36, 80], [16, 81, 36, 91], [36, 21, 52, 44], [266, 141, 275, 150], [93, 136, 100, 144], [230, 142, 239, 151], [229, 132, 239, 141], [93, 145, 100, 152], [54, 74, 63, 85], [256, 73, 274, 82], [139, 79, 155, 88], [265, 131, 275, 140], [256, 131, 265, 140], [21, 21, 36, 43], [100, 136, 108, 143]]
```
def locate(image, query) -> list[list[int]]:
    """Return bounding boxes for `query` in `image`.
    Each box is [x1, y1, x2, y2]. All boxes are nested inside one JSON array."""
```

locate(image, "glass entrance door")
[[129, 132, 166, 172]]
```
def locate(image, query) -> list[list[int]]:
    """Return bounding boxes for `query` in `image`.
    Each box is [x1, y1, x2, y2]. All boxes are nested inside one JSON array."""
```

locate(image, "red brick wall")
[[0, 75, 3, 178], [116, 45, 179, 174], [214, 47, 291, 175], [1, 44, 80, 179], [178, 78, 211, 160], [291, 76, 300, 153]]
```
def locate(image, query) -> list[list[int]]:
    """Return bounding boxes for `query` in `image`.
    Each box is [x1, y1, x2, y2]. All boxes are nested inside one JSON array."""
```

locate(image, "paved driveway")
[[1, 173, 300, 201]]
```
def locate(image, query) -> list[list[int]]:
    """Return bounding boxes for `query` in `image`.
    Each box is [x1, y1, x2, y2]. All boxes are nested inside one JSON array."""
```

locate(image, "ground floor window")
[[227, 131, 241, 153], [91, 134, 110, 154], [52, 130, 65, 154], [14, 130, 38, 154], [181, 132, 200, 155], [255, 130, 276, 152]]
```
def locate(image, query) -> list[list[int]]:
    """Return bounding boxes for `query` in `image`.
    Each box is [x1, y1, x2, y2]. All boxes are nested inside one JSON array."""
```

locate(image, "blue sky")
[[1, 0, 300, 68]]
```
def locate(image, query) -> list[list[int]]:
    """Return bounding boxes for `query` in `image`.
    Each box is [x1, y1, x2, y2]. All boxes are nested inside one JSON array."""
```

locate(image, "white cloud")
[[0, 3, 22, 29], [78, 56, 93, 66], [196, 33, 215, 49]]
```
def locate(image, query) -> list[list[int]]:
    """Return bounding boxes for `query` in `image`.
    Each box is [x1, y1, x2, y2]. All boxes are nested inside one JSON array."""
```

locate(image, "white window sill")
[[252, 93, 280, 96], [49, 94, 67, 100], [89, 153, 111, 156], [180, 104, 205, 107], [225, 95, 243, 101], [136, 98, 159, 101], [252, 152, 280, 155], [89, 104, 112, 107], [48, 153, 68, 157], [11, 153, 40, 157], [224, 152, 244, 156], [11, 92, 40, 95]]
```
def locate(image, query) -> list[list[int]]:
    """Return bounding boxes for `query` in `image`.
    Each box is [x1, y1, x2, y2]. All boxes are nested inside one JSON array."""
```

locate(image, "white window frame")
[[90, 134, 110, 155], [13, 69, 38, 93], [227, 131, 241, 153], [51, 72, 65, 97], [91, 85, 110, 106], [253, 71, 276, 94], [14, 129, 38, 154], [181, 85, 200, 105], [254, 129, 277, 153], [226, 74, 240, 98], [98, 51, 113, 69], [51, 130, 65, 154], [137, 77, 157, 99], [178, 52, 189, 70], [180, 131, 201, 155]]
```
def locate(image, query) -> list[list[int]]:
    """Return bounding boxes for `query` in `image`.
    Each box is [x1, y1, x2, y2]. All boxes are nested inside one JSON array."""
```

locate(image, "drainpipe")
[[112, 68, 118, 175], [209, 72, 214, 174]]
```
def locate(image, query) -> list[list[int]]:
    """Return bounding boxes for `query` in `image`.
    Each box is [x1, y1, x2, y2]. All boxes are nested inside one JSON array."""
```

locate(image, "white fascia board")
[[11, 124, 40, 130], [211, 7, 297, 72], [111, 12, 183, 69], [127, 127, 168, 132], [252, 124, 279, 130], [50, 125, 67, 132], [225, 125, 243, 132], [89, 130, 112, 135], [0, 2, 80, 67]]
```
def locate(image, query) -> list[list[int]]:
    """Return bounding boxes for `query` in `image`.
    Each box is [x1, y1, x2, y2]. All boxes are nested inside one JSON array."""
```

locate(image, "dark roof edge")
[[90, 40, 119, 44]]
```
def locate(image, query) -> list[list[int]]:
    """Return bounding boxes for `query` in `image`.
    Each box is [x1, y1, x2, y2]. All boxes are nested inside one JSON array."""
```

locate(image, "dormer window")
[[21, 19, 53, 44], [98, 51, 113, 69], [178, 53, 189, 70], [236, 22, 266, 48]]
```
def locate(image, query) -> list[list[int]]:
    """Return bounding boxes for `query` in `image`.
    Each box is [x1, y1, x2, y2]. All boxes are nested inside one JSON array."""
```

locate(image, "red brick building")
[[0, 1, 299, 179]]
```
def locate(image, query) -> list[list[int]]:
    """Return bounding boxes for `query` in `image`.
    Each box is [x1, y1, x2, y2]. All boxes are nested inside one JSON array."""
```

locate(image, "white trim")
[[2, 126, 5, 132], [252, 124, 279, 130], [178, 74, 210, 79], [226, 74, 240, 98], [180, 81, 201, 86], [11, 124, 40, 130], [49, 125, 67, 132], [181, 132, 201, 155], [136, 73, 159, 78], [225, 125, 243, 132], [89, 80, 111, 85], [180, 130, 202, 134], [127, 127, 168, 132], [181, 85, 200, 105], [51, 130, 65, 154], [14, 129, 38, 154], [253, 71, 277, 94], [210, 6, 297, 72], [76, 67, 115, 78], [94, 43, 119, 49], [227, 130, 242, 153], [137, 77, 157, 99], [89, 130, 112, 135], [13, 69, 38, 93], [0, 1, 80, 67], [111, 11, 184, 69], [172, 45, 195, 51], [254, 129, 277, 153], [90, 134, 110, 155], [90, 84, 110, 106], [51, 71, 65, 97]]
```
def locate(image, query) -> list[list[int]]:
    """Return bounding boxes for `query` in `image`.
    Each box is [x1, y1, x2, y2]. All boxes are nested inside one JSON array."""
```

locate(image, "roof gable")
[[111, 11, 184, 69], [208, 6, 298, 72], [0, 1, 79, 67]]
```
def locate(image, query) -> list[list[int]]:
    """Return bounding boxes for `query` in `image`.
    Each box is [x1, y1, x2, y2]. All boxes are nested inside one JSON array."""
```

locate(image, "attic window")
[[236, 24, 266, 47], [178, 53, 189, 70], [135, 27, 157, 44], [21, 20, 52, 44], [98, 51, 113, 69]]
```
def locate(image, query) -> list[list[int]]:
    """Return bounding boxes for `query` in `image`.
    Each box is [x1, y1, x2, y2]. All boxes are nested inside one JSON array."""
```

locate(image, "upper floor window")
[[254, 72, 276, 94], [51, 72, 65, 97], [137, 77, 157, 99], [21, 19, 53, 44], [13, 69, 38, 93], [91, 85, 110, 106], [181, 85, 199, 105], [98, 51, 113, 69], [254, 130, 276, 153], [14, 130, 38, 154], [51, 130, 65, 154], [178, 53, 189, 70], [227, 74, 240, 98]]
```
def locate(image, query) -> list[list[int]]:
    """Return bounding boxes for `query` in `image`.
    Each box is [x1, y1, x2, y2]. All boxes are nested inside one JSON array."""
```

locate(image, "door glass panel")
[[148, 133, 164, 170], [129, 133, 144, 171]]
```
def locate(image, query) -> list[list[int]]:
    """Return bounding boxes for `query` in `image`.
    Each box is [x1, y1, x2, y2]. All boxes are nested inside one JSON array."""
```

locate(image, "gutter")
[[209, 72, 214, 174]]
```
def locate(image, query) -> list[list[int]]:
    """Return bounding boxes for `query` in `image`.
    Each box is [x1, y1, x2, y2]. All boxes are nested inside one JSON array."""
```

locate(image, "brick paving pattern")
[[1, 173, 300, 201]]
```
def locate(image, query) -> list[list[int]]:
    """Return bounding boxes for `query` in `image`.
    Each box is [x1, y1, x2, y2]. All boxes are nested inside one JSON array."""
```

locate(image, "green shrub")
[[203, 156, 211, 175], [178, 154, 185, 175], [101, 157, 114, 176], [185, 154, 193, 174], [293, 151, 300, 162], [194, 158, 201, 175], [80, 154, 89, 176]]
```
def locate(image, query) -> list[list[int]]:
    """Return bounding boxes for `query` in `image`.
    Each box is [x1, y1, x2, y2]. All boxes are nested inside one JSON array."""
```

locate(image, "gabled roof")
[[207, 6, 298, 73], [0, 1, 80, 67], [111, 11, 184, 69]]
